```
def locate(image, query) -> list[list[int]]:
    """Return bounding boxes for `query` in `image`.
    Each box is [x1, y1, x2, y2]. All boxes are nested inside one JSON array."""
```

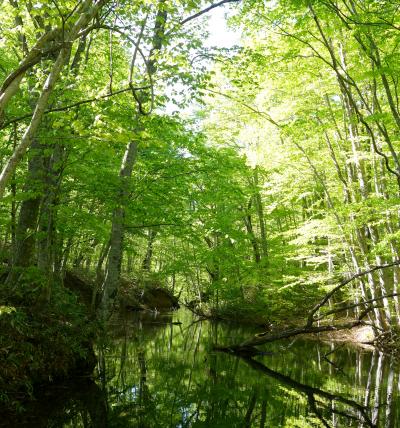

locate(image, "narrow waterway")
[[8, 309, 400, 427]]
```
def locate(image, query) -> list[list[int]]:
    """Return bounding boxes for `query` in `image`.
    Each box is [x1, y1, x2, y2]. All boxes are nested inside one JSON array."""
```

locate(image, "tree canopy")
[[1, 0, 400, 358]]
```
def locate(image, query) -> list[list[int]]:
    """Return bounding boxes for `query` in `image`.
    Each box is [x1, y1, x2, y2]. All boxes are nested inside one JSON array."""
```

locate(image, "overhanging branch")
[[180, 0, 241, 25], [307, 259, 400, 326], [217, 260, 400, 350], [2, 85, 150, 128]]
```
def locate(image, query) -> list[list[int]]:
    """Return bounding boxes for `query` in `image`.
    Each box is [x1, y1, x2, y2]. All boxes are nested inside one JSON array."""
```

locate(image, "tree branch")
[[218, 260, 400, 350], [307, 259, 400, 326], [315, 292, 400, 321], [125, 222, 190, 230], [180, 0, 241, 25], [2, 85, 150, 128]]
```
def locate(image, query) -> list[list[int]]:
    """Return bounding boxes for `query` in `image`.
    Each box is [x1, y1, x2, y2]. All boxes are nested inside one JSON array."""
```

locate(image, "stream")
[[6, 309, 400, 427]]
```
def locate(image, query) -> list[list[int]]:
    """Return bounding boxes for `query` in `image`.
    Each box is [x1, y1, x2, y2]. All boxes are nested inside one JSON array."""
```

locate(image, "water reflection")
[[240, 357, 373, 427], [0, 378, 107, 428], [98, 309, 399, 427], [3, 309, 399, 427]]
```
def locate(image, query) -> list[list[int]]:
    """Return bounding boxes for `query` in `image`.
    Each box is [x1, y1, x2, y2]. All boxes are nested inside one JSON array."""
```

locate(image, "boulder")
[[121, 285, 179, 311], [64, 271, 95, 309], [142, 287, 179, 310]]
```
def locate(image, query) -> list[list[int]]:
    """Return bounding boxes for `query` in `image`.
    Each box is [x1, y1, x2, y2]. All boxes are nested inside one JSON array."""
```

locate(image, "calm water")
[[6, 309, 400, 427]]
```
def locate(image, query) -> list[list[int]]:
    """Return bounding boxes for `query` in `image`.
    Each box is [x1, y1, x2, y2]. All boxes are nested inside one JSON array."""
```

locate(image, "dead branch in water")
[[217, 260, 400, 351]]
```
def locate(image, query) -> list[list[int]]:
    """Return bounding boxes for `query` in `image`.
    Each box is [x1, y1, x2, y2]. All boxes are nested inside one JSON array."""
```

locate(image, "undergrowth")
[[0, 274, 97, 412]]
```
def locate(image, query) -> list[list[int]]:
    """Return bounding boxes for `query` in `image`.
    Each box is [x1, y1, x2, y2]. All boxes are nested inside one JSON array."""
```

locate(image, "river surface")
[[7, 309, 400, 427]]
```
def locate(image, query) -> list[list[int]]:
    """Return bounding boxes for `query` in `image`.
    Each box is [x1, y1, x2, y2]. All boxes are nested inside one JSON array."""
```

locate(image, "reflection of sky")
[[129, 385, 138, 400], [177, 405, 194, 426]]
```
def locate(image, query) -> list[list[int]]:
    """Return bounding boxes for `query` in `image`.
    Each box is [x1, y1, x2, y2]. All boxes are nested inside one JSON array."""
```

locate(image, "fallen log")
[[217, 318, 366, 351], [219, 260, 400, 351]]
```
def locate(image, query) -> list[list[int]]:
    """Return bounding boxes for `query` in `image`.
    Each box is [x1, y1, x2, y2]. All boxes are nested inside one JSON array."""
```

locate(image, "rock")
[[142, 287, 180, 310], [120, 282, 179, 312], [64, 271, 95, 309]]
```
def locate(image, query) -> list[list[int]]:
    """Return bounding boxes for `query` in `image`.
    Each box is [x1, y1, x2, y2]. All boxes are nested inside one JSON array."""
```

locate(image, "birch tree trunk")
[[100, 140, 138, 317], [100, 0, 167, 318], [0, 0, 108, 197]]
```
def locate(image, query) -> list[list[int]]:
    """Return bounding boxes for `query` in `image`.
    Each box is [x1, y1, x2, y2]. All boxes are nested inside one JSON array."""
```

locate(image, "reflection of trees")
[[240, 356, 375, 427], [109, 310, 174, 339], [137, 348, 154, 428], [14, 312, 400, 427], [1, 379, 108, 428], [385, 358, 395, 428], [97, 312, 170, 427], [96, 312, 399, 427]]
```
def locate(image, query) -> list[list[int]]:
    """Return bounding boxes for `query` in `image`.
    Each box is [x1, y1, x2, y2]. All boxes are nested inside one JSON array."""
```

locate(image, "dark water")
[[6, 309, 400, 427]]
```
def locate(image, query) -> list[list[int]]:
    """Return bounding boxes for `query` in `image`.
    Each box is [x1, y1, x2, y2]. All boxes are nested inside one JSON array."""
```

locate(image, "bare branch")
[[315, 293, 400, 321], [307, 260, 400, 326], [180, 0, 240, 25]]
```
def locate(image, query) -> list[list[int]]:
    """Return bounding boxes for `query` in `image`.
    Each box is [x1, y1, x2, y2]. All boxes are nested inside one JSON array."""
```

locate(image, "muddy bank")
[[308, 325, 375, 348]]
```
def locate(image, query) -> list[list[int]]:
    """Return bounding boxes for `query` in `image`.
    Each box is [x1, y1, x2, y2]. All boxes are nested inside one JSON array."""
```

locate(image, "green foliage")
[[0, 278, 97, 410], [1, 1, 400, 400]]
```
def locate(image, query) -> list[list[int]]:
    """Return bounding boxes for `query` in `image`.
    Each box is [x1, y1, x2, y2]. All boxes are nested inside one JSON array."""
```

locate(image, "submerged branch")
[[236, 319, 366, 348]]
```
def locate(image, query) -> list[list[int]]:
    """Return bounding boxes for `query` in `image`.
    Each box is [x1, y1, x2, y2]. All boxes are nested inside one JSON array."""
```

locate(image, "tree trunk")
[[0, 0, 108, 196], [100, 140, 138, 318], [37, 143, 65, 299], [243, 199, 261, 264], [253, 167, 268, 259], [142, 229, 157, 272], [99, 1, 167, 318], [6, 139, 46, 284]]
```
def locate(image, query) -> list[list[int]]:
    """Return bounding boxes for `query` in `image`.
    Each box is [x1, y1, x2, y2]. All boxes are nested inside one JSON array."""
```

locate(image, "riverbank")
[[188, 302, 400, 354], [4, 307, 397, 427], [309, 325, 376, 348], [0, 280, 97, 412]]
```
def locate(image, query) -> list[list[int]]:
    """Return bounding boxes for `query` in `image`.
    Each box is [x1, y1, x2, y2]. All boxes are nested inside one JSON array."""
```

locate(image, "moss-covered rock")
[[119, 277, 179, 311]]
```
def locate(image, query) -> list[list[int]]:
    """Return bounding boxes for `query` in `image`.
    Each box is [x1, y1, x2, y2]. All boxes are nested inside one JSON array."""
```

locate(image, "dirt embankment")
[[312, 325, 375, 348]]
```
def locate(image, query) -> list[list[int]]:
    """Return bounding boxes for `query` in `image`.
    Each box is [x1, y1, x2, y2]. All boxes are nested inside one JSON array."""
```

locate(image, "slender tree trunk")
[[37, 143, 65, 299], [253, 167, 268, 259], [6, 139, 45, 284], [100, 140, 138, 317], [92, 239, 111, 310], [99, 1, 167, 318], [142, 229, 157, 272], [243, 200, 261, 264]]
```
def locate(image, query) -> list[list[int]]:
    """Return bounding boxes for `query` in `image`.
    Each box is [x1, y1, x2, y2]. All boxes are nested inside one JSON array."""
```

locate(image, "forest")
[[1, 0, 400, 426]]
